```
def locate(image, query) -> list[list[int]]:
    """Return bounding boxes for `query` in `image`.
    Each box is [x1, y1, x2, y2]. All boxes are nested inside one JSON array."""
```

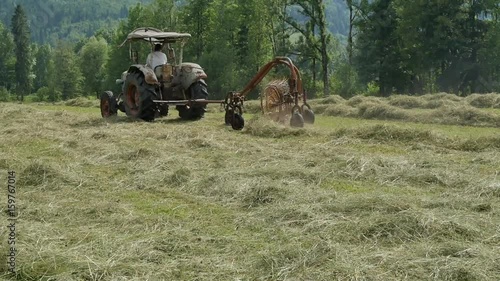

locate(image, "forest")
[[0, 0, 499, 103]]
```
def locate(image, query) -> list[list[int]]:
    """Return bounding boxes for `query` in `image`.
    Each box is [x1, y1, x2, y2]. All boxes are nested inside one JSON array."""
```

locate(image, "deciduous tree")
[[33, 44, 52, 92], [80, 37, 108, 98], [286, 0, 332, 96], [52, 42, 82, 100], [353, 0, 409, 96]]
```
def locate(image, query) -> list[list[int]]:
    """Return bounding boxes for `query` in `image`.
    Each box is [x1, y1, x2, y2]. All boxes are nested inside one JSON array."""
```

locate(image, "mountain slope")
[[0, 0, 152, 43], [0, 0, 350, 44]]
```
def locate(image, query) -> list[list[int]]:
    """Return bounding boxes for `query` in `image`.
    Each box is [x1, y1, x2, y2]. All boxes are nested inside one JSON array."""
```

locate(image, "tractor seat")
[[154, 64, 174, 82]]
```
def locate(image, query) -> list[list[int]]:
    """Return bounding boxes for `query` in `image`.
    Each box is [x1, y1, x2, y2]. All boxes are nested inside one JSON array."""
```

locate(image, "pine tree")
[[0, 22, 16, 91], [11, 5, 32, 101]]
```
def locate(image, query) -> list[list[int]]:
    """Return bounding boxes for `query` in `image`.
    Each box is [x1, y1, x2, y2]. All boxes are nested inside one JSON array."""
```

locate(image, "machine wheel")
[[118, 101, 126, 113], [123, 72, 157, 121], [303, 108, 315, 124], [225, 105, 243, 126], [100, 91, 117, 118], [290, 112, 305, 128], [231, 113, 245, 130], [177, 80, 208, 120], [159, 104, 169, 117], [225, 109, 234, 125]]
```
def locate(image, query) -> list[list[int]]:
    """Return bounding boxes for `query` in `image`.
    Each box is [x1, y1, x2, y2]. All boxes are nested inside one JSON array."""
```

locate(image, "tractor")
[[100, 27, 212, 121], [100, 28, 314, 130]]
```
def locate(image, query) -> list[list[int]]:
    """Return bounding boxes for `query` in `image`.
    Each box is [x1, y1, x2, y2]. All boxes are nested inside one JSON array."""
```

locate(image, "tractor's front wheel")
[[159, 104, 169, 117], [123, 72, 157, 122], [177, 80, 208, 120], [100, 91, 117, 118]]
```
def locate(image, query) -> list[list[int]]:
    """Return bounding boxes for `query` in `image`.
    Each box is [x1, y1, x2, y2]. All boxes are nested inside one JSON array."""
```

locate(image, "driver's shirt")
[[146, 51, 168, 70]]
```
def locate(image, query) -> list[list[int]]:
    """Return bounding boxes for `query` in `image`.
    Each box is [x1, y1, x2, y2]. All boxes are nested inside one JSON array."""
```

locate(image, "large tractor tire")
[[100, 91, 117, 118], [123, 72, 157, 122], [177, 80, 208, 120]]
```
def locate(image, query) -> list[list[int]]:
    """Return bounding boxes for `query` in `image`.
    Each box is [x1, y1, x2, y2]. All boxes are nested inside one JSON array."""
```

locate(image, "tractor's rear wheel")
[[177, 80, 208, 120], [123, 72, 157, 122], [100, 91, 117, 118]]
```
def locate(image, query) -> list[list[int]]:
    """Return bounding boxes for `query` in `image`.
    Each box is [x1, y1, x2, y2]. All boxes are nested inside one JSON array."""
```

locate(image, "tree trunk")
[[321, 39, 329, 96], [312, 57, 316, 82], [347, 0, 354, 65], [318, 1, 329, 96]]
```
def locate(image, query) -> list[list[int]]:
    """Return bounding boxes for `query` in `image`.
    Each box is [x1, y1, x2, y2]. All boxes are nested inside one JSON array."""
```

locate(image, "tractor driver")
[[146, 43, 167, 70]]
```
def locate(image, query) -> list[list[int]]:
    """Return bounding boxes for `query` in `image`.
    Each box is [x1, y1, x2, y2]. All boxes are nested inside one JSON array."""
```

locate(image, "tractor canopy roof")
[[119, 27, 191, 47]]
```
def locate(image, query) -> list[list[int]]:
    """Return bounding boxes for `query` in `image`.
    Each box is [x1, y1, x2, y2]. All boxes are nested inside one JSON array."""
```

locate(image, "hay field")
[[1, 94, 500, 280]]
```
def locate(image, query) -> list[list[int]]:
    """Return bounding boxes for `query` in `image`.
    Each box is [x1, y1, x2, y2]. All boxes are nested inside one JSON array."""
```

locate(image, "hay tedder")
[[224, 56, 315, 130], [100, 27, 314, 130]]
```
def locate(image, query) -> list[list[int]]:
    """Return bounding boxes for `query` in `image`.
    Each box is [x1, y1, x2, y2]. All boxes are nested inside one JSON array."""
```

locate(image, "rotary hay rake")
[[224, 57, 315, 130]]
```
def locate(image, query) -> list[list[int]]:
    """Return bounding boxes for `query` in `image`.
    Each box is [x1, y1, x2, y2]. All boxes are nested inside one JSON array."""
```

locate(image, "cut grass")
[[1, 98, 500, 280], [314, 93, 500, 128]]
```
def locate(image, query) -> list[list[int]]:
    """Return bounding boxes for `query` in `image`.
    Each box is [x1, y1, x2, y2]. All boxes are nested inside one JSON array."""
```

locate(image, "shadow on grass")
[[156, 116, 228, 127], [155, 117, 198, 125], [70, 113, 229, 129], [69, 115, 137, 128]]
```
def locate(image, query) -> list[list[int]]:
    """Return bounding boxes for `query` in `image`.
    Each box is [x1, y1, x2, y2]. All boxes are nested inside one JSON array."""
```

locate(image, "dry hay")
[[322, 103, 358, 117], [332, 124, 441, 144], [466, 93, 500, 108], [357, 101, 411, 120], [429, 105, 500, 127], [1, 99, 500, 280], [346, 95, 383, 107], [243, 115, 313, 138], [62, 97, 99, 108], [421, 92, 463, 102], [388, 95, 426, 109], [313, 95, 345, 105]]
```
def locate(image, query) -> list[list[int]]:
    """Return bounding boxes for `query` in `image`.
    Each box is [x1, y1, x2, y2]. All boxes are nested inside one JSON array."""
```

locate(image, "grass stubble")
[[0, 93, 499, 280]]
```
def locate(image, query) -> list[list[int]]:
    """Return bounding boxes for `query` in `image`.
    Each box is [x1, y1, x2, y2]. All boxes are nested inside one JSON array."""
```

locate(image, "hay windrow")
[[357, 101, 411, 120], [466, 93, 500, 108], [309, 93, 500, 128], [331, 123, 500, 152], [346, 95, 383, 107], [313, 95, 346, 105], [388, 95, 426, 109], [388, 95, 458, 109], [62, 97, 99, 108], [243, 115, 314, 138], [243, 100, 262, 114], [323, 104, 357, 117], [332, 124, 441, 143], [421, 92, 463, 102], [309, 104, 328, 114], [429, 106, 500, 127]]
